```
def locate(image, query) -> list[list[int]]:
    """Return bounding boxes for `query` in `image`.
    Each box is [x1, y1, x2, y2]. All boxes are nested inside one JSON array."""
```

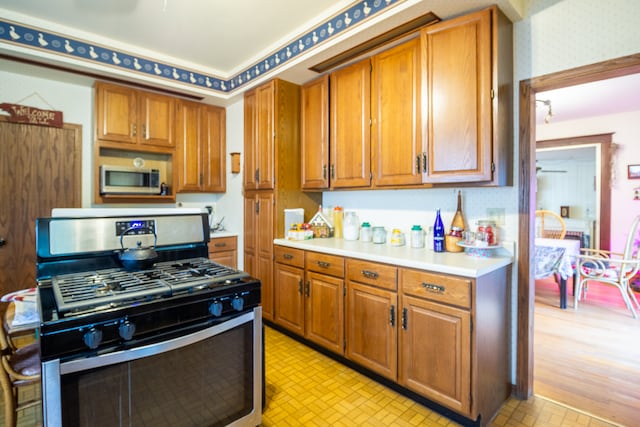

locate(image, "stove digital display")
[[116, 219, 155, 236]]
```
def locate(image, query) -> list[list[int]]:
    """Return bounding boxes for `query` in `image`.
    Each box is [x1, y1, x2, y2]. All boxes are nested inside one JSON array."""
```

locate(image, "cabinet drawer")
[[305, 251, 344, 278], [346, 259, 397, 291], [400, 268, 471, 309], [274, 246, 305, 268], [209, 236, 237, 253]]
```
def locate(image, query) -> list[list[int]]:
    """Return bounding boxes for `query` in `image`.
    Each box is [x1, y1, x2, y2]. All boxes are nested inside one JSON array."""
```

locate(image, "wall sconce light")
[[536, 99, 553, 123]]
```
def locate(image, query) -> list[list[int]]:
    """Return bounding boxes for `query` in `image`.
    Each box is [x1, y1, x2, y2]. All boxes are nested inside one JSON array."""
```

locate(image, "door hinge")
[[490, 89, 495, 99], [343, 286, 346, 297], [491, 162, 495, 173], [470, 317, 473, 333], [256, 201, 260, 214]]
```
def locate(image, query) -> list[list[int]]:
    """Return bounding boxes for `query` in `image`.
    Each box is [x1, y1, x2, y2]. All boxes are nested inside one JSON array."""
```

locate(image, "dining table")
[[534, 237, 581, 309]]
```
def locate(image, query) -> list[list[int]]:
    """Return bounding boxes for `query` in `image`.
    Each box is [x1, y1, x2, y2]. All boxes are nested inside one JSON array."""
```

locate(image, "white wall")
[[537, 109, 640, 253]]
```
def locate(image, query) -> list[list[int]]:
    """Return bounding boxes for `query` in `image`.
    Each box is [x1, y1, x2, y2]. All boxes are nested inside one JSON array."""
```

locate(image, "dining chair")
[[535, 210, 567, 239], [574, 215, 640, 318], [0, 313, 41, 427]]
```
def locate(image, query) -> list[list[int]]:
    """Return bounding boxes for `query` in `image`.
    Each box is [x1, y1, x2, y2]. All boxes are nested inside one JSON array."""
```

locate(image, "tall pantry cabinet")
[[243, 79, 321, 321]]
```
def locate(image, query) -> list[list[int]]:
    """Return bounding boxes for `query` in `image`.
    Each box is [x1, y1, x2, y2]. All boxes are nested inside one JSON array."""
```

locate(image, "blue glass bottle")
[[433, 209, 445, 252]]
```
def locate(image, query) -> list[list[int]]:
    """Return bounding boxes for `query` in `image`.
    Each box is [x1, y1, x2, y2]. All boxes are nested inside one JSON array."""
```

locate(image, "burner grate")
[[50, 257, 249, 313]]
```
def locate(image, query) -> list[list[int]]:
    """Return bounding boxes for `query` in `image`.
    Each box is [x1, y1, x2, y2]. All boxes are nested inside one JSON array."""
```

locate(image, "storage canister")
[[360, 222, 372, 242], [333, 206, 344, 239], [372, 226, 386, 244], [343, 211, 360, 240], [410, 225, 424, 248]]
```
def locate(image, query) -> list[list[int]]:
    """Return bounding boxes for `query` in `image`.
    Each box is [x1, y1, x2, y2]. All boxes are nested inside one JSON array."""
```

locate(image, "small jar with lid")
[[360, 222, 372, 242], [410, 225, 424, 248], [390, 229, 405, 246], [477, 220, 497, 246]]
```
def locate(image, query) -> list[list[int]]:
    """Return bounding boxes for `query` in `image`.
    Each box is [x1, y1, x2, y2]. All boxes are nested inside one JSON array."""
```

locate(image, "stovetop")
[[50, 257, 250, 314]]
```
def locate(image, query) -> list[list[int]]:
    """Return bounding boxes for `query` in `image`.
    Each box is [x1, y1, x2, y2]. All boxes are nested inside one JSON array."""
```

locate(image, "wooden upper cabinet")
[[301, 75, 329, 190], [330, 58, 371, 188], [201, 105, 226, 192], [175, 101, 226, 193], [95, 81, 174, 148], [371, 37, 423, 187], [244, 82, 275, 190], [422, 8, 493, 183]]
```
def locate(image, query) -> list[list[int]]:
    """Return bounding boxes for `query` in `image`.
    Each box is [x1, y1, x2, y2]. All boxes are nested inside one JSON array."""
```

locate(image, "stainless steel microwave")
[[100, 165, 161, 195]]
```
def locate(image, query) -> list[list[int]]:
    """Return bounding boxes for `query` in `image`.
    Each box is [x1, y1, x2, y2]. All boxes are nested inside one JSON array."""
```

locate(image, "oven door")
[[42, 308, 262, 427]]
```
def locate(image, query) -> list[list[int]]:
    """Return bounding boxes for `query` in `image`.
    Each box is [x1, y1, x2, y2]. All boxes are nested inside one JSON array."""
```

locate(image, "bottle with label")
[[433, 209, 445, 252], [333, 206, 343, 239]]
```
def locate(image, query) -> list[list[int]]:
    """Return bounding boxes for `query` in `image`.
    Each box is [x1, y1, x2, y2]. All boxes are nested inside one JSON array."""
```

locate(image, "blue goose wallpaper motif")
[[0, 0, 399, 94]]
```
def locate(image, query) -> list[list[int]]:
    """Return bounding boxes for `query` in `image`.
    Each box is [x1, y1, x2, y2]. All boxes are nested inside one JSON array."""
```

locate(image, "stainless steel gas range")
[[36, 211, 262, 427]]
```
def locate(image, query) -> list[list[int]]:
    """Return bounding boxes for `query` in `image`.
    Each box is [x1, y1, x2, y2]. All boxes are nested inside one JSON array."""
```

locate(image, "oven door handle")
[[56, 310, 256, 375]]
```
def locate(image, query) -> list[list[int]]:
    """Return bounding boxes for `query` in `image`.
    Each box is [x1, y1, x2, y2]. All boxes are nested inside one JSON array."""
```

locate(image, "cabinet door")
[[201, 105, 226, 192], [422, 9, 492, 183], [305, 271, 344, 355], [244, 90, 257, 189], [330, 59, 371, 188], [175, 100, 202, 192], [371, 38, 423, 187], [346, 281, 397, 380], [139, 91, 175, 147], [301, 75, 329, 189], [274, 263, 305, 335], [256, 192, 274, 321], [95, 82, 137, 144], [255, 81, 275, 189], [399, 294, 471, 416]]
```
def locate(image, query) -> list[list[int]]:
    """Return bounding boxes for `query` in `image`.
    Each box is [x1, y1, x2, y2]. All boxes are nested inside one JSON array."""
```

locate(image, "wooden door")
[[95, 81, 137, 144], [175, 100, 202, 192], [0, 119, 81, 301], [201, 105, 226, 192], [301, 75, 329, 189], [330, 59, 371, 188], [255, 81, 274, 189], [274, 263, 305, 335], [243, 89, 257, 189], [371, 38, 423, 187], [305, 271, 344, 355], [139, 91, 175, 148], [346, 281, 398, 380], [243, 195, 257, 276], [422, 8, 492, 183], [399, 294, 471, 416]]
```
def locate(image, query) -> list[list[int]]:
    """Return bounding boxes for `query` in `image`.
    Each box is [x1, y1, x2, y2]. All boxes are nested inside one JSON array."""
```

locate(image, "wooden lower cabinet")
[[208, 236, 237, 268], [399, 294, 471, 415], [272, 245, 508, 425], [345, 259, 398, 380], [305, 271, 344, 355]]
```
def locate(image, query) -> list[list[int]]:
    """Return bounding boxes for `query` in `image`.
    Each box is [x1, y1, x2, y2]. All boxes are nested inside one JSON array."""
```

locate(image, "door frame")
[[516, 53, 640, 398], [536, 133, 614, 250]]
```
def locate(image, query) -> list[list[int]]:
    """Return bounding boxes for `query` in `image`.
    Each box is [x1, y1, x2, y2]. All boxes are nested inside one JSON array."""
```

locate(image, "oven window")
[[60, 322, 254, 427]]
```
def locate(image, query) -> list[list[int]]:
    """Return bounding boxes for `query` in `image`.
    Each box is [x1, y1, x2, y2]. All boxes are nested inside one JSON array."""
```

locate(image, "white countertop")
[[210, 231, 238, 238], [274, 238, 513, 278]]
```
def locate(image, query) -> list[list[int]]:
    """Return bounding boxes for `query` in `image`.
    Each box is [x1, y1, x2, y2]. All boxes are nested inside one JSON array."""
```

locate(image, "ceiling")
[[1, 0, 639, 119], [0, 0, 525, 104]]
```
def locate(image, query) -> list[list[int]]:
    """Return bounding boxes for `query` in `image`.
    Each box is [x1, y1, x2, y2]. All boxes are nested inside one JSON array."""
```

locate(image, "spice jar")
[[360, 222, 372, 242]]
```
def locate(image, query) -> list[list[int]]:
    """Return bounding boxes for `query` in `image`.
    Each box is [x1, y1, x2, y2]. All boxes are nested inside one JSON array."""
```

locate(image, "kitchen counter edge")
[[273, 238, 513, 278]]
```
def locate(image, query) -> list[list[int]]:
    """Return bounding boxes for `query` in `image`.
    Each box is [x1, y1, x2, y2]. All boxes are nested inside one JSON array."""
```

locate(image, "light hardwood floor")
[[534, 277, 640, 427]]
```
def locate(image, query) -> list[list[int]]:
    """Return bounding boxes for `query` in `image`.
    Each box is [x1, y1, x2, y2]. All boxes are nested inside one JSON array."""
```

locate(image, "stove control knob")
[[83, 328, 103, 350], [209, 301, 223, 317], [118, 321, 136, 341], [232, 296, 244, 312]]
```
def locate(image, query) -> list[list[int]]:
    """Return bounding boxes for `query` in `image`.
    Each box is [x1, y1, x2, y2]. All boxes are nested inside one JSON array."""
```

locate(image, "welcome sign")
[[0, 102, 63, 127]]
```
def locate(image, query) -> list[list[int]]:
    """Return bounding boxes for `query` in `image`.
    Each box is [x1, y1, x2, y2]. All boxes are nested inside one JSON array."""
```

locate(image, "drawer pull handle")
[[390, 305, 395, 327], [305, 281, 311, 297], [317, 261, 330, 268], [361, 270, 379, 279], [421, 282, 445, 293], [283, 253, 294, 260], [402, 307, 407, 330], [214, 243, 227, 247]]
